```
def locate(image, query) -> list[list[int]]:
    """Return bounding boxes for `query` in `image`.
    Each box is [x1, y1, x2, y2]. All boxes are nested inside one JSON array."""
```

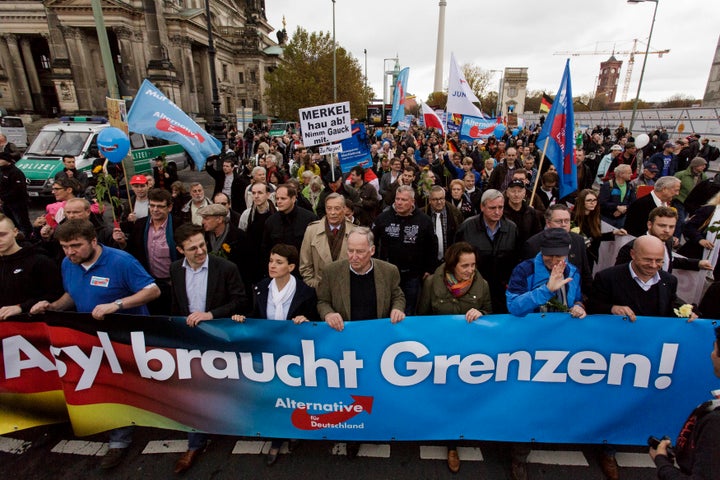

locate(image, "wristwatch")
[[114, 299, 124, 310]]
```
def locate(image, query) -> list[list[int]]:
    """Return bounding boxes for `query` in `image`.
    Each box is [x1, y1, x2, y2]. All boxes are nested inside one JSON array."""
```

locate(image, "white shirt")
[[183, 256, 209, 313], [628, 263, 660, 291]]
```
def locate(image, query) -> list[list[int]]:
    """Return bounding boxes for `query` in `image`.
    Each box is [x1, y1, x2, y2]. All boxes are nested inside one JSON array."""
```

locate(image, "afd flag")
[[536, 60, 576, 198], [459, 115, 502, 142], [390, 67, 409, 126], [128, 79, 221, 171]]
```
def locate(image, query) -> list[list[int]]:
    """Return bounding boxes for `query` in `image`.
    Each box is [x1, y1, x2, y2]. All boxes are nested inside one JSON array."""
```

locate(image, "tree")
[[460, 63, 493, 100], [659, 94, 697, 108], [523, 90, 545, 113], [265, 27, 373, 120], [426, 91, 447, 109]]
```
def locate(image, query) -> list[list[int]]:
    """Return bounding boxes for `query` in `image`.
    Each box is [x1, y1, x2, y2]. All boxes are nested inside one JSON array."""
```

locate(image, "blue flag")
[[536, 60, 577, 198], [127, 79, 221, 171], [390, 67, 409, 126]]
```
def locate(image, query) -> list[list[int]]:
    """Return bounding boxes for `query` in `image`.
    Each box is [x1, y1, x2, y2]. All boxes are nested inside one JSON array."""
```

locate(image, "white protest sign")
[[298, 101, 351, 147], [319, 144, 343, 155]]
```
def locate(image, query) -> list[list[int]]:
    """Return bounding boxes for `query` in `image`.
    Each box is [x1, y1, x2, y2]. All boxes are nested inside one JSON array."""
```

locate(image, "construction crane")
[[554, 39, 670, 102]]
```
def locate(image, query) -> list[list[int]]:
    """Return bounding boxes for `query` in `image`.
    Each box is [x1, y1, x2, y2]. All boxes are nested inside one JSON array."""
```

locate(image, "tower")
[[596, 56, 623, 103], [433, 0, 447, 93]]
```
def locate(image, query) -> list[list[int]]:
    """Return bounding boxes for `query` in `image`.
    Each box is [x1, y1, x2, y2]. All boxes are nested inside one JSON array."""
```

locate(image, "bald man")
[[588, 235, 695, 321]]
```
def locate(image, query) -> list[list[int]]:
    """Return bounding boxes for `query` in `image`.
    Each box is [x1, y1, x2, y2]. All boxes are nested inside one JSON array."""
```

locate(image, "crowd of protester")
[[1, 119, 720, 479]]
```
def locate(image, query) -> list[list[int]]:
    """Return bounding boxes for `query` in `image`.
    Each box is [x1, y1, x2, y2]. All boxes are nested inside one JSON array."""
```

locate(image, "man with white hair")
[[624, 176, 682, 238]]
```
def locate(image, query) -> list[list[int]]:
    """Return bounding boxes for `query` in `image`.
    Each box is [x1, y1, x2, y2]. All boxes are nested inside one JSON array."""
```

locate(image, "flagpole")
[[529, 136, 550, 206]]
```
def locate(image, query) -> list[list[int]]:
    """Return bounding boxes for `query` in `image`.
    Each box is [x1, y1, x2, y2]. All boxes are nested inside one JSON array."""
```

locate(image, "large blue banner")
[[1, 313, 716, 445], [127, 79, 222, 171]]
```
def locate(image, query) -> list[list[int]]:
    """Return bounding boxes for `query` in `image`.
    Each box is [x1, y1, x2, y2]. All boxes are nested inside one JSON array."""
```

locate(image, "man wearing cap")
[[124, 174, 150, 222], [0, 151, 32, 238], [699, 137, 720, 162], [507, 228, 586, 317], [649, 142, 678, 177], [675, 157, 708, 206], [595, 144, 623, 188], [199, 202, 250, 292], [631, 162, 659, 188]]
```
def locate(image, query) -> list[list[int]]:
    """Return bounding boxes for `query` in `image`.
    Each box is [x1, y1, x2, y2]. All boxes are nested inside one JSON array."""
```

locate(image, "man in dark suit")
[[615, 206, 713, 273], [624, 176, 681, 238], [588, 235, 695, 321], [169, 223, 246, 474], [205, 154, 249, 213]]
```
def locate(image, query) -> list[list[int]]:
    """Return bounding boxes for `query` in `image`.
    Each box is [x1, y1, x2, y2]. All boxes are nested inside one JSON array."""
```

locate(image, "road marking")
[[51, 440, 107, 456], [616, 452, 656, 468], [232, 440, 268, 455], [419, 446, 484, 461], [0, 437, 32, 454], [331, 443, 390, 458], [527, 450, 589, 466], [142, 440, 188, 454]]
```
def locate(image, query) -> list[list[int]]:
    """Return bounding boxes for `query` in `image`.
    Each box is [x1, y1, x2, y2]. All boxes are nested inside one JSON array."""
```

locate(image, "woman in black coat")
[[231, 243, 317, 466]]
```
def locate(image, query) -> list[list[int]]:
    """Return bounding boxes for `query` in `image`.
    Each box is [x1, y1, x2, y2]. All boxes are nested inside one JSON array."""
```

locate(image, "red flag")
[[421, 103, 444, 134]]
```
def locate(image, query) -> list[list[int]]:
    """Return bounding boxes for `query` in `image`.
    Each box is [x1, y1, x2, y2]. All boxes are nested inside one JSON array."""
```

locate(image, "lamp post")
[[489, 69, 503, 117], [627, 0, 659, 133], [332, 0, 337, 103], [204, 0, 226, 145], [363, 49, 368, 94]]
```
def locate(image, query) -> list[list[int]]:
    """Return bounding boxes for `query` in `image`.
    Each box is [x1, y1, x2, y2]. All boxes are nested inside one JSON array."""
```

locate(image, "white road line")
[[142, 440, 188, 454], [457, 446, 484, 461], [527, 450, 589, 466], [616, 452, 656, 468], [51, 440, 107, 456], [331, 443, 390, 458], [419, 446, 483, 461], [0, 437, 32, 454], [231, 440, 268, 455], [419, 446, 446, 460]]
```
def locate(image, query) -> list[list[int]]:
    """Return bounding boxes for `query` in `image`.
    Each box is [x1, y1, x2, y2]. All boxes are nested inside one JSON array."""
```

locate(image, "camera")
[[647, 435, 675, 459]]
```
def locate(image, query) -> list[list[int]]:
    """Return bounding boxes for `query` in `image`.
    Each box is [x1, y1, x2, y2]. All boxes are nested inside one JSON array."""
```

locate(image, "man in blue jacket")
[[506, 228, 586, 318]]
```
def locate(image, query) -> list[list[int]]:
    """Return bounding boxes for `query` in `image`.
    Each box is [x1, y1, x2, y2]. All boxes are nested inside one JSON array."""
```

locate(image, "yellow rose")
[[673, 304, 693, 318], [570, 226, 580, 234], [222, 243, 231, 254]]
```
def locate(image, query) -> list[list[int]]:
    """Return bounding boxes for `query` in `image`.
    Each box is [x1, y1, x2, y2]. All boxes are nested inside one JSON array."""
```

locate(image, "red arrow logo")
[[290, 396, 374, 430], [155, 118, 206, 143]]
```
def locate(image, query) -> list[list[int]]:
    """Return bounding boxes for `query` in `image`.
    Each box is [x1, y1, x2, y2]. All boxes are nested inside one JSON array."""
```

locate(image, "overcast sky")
[[265, 0, 719, 105]]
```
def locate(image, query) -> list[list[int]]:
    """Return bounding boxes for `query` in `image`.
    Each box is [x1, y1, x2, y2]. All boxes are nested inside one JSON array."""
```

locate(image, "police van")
[[0, 115, 28, 149], [16, 116, 188, 198]]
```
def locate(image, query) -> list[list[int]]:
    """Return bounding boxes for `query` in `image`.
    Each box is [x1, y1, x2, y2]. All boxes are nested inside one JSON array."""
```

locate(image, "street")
[[0, 422, 659, 479]]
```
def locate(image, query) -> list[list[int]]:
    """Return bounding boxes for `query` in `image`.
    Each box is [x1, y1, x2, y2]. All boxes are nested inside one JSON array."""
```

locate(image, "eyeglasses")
[[51, 187, 65, 191]]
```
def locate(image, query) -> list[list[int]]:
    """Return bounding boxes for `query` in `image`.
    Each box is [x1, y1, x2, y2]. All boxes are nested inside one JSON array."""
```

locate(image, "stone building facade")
[[0, 0, 282, 120]]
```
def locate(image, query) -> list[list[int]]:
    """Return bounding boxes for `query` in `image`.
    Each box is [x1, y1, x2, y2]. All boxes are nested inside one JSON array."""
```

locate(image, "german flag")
[[539, 93, 553, 113]]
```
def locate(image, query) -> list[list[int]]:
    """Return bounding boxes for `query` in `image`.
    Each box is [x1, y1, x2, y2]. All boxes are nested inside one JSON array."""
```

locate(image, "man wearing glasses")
[[114, 188, 184, 314], [426, 185, 464, 267], [523, 204, 593, 297]]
